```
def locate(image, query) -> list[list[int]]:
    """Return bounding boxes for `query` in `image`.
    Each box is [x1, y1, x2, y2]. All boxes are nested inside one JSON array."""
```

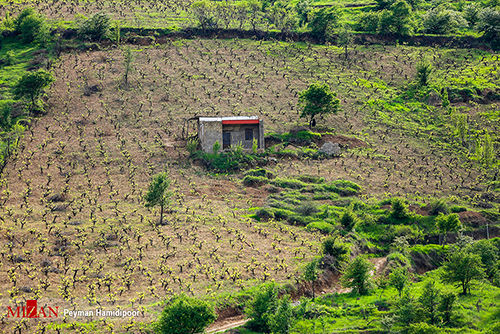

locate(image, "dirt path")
[[207, 316, 248, 334], [207, 257, 388, 333]]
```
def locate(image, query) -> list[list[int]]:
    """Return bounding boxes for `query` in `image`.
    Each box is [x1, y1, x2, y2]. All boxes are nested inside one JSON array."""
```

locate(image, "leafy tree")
[[418, 281, 440, 325], [269, 295, 293, 334], [337, 25, 353, 59], [390, 197, 410, 220], [309, 6, 342, 40], [441, 250, 485, 295], [454, 112, 468, 145], [235, 2, 249, 29], [355, 12, 380, 32], [78, 12, 111, 41], [435, 213, 461, 245], [298, 83, 340, 128], [416, 60, 432, 87], [247, 0, 263, 31], [464, 3, 481, 26], [376, 0, 396, 10], [469, 240, 499, 282], [191, 1, 219, 30], [341, 256, 373, 295], [13, 69, 54, 113], [477, 8, 500, 42], [144, 172, 172, 225], [156, 294, 216, 334], [438, 292, 456, 325], [14, 8, 49, 44], [340, 210, 356, 231], [422, 7, 467, 34], [378, 1, 413, 35], [303, 259, 320, 299], [394, 291, 419, 328], [389, 266, 409, 297], [246, 283, 278, 332], [296, 0, 312, 27], [268, 1, 297, 33]]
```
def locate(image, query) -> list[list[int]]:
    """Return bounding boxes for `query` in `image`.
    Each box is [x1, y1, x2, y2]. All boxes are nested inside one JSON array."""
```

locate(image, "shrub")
[[186, 138, 199, 156], [245, 168, 275, 179], [355, 12, 380, 32], [322, 237, 350, 267], [309, 6, 342, 40], [272, 178, 307, 189], [416, 60, 432, 87], [295, 202, 319, 216], [14, 8, 49, 44], [429, 198, 449, 215], [390, 198, 410, 220], [306, 221, 334, 234], [254, 207, 274, 221], [422, 7, 467, 34], [246, 283, 279, 332], [156, 294, 216, 334], [339, 210, 357, 231], [243, 175, 269, 187], [78, 12, 111, 41], [477, 8, 500, 42]]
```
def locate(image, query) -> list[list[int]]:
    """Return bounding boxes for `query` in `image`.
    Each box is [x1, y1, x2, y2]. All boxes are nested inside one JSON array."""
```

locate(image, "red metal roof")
[[222, 120, 259, 125]]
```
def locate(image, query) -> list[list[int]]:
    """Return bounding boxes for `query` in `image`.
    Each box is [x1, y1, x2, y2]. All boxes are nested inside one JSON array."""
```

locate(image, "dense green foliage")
[[156, 295, 216, 334], [144, 172, 172, 225], [298, 83, 340, 128]]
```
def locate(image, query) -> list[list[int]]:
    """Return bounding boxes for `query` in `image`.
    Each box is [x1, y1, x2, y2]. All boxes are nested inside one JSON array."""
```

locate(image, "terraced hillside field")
[[0, 38, 498, 333]]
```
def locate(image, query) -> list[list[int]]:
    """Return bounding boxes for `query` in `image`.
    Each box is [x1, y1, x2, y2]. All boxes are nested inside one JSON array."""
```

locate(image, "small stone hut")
[[197, 116, 264, 153]]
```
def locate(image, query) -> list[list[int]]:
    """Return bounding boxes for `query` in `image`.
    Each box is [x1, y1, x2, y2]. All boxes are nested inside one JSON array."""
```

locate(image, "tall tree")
[[13, 69, 54, 113], [389, 266, 409, 297], [303, 259, 320, 299], [298, 82, 340, 128], [337, 25, 353, 59], [436, 213, 461, 245], [123, 46, 134, 87], [144, 172, 172, 225], [341, 256, 374, 295], [441, 250, 484, 295]]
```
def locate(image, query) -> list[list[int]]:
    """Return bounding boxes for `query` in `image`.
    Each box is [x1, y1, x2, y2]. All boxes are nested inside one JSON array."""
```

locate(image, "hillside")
[[0, 3, 498, 334]]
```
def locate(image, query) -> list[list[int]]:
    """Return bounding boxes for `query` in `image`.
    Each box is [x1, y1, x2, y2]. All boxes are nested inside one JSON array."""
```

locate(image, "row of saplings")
[[152, 232, 496, 334]]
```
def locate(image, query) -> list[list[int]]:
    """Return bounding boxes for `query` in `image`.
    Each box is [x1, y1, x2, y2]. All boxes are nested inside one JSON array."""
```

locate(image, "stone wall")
[[199, 121, 222, 153]]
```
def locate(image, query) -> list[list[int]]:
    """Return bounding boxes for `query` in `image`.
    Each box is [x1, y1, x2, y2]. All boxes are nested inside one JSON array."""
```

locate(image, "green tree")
[[246, 283, 278, 332], [337, 25, 353, 59], [191, 1, 219, 30], [156, 294, 216, 334], [454, 113, 468, 145], [340, 210, 356, 231], [309, 6, 342, 40], [298, 83, 340, 128], [438, 292, 456, 325], [469, 240, 499, 282], [416, 60, 432, 86], [14, 8, 49, 44], [418, 281, 440, 325], [78, 12, 111, 41], [378, 0, 412, 35], [477, 8, 500, 43], [481, 131, 495, 167], [303, 259, 320, 299], [269, 295, 293, 334], [341, 256, 373, 295], [435, 213, 461, 245], [123, 46, 134, 87], [441, 250, 485, 295], [422, 7, 467, 34], [390, 197, 410, 220], [13, 69, 54, 113], [389, 266, 409, 297], [144, 172, 172, 225], [296, 0, 312, 27]]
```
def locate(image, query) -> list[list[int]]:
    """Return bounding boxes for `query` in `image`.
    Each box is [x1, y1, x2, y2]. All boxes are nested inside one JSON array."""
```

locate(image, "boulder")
[[319, 142, 341, 156]]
